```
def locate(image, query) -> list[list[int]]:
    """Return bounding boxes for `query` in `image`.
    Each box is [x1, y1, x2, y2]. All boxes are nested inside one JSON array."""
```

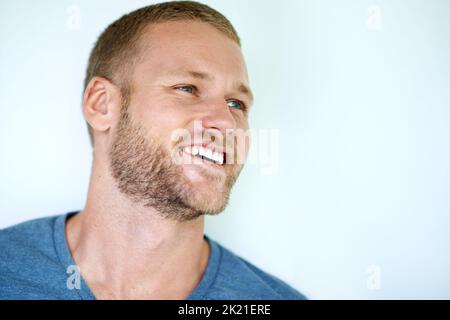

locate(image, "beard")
[[108, 105, 244, 222]]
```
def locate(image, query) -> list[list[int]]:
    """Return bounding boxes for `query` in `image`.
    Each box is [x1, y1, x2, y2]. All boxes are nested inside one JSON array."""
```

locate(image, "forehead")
[[132, 20, 249, 84]]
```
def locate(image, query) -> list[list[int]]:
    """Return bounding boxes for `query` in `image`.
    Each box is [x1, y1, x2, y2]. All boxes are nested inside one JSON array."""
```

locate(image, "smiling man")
[[0, 1, 305, 300]]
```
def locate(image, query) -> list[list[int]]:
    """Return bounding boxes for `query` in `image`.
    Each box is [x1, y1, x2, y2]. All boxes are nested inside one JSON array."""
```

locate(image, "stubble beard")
[[108, 105, 243, 222]]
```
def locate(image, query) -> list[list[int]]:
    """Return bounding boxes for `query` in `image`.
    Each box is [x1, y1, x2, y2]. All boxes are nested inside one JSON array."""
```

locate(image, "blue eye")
[[227, 100, 245, 110], [176, 85, 195, 94]]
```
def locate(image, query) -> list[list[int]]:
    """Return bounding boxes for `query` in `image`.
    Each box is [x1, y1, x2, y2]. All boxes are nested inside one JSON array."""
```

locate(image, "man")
[[0, 1, 306, 300]]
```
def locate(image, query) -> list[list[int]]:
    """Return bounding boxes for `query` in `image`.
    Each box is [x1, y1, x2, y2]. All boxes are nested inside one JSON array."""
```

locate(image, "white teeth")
[[182, 146, 224, 165], [214, 151, 223, 164], [205, 148, 213, 160], [212, 151, 223, 164]]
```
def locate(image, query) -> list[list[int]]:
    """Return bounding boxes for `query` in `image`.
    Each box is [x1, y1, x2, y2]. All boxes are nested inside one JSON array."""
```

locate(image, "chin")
[[182, 182, 230, 215], [177, 161, 237, 215]]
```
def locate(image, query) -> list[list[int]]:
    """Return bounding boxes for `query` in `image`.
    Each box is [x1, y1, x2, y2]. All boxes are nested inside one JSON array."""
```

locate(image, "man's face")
[[109, 21, 252, 221]]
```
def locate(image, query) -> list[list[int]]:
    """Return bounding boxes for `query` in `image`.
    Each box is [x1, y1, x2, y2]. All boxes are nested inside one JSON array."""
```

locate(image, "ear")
[[82, 76, 121, 141]]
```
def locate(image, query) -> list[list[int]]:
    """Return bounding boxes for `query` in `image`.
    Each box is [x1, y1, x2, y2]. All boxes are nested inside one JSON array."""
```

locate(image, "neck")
[[66, 155, 210, 299]]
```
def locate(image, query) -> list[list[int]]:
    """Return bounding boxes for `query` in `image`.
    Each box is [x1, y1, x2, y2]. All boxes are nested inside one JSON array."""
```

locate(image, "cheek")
[[238, 118, 250, 152], [134, 99, 187, 140]]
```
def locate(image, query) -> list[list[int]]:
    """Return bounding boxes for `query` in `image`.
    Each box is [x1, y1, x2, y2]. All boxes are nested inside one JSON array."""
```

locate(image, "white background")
[[1, 0, 449, 299]]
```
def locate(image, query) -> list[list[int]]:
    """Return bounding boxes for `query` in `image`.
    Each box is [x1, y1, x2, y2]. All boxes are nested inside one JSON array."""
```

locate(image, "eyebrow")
[[163, 70, 254, 104]]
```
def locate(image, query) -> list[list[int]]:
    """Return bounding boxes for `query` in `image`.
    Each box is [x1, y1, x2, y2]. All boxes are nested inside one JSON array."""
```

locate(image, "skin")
[[66, 20, 253, 299]]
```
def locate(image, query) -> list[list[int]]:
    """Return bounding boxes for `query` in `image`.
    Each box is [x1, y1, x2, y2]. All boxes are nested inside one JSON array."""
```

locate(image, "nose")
[[201, 99, 237, 133]]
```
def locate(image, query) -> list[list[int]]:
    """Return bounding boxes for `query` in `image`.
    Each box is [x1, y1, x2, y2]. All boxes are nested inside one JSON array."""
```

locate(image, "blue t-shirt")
[[0, 212, 306, 300]]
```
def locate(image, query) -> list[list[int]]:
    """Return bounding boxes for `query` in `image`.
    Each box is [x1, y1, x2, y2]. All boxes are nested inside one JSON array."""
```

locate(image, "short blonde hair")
[[84, 0, 241, 145]]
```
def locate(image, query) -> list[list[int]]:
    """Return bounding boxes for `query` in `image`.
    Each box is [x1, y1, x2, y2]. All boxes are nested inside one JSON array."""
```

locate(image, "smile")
[[182, 146, 224, 165]]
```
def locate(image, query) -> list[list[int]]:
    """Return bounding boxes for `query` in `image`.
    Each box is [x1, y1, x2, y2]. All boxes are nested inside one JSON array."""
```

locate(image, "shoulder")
[[206, 239, 307, 300], [0, 214, 69, 299], [0, 214, 59, 258]]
